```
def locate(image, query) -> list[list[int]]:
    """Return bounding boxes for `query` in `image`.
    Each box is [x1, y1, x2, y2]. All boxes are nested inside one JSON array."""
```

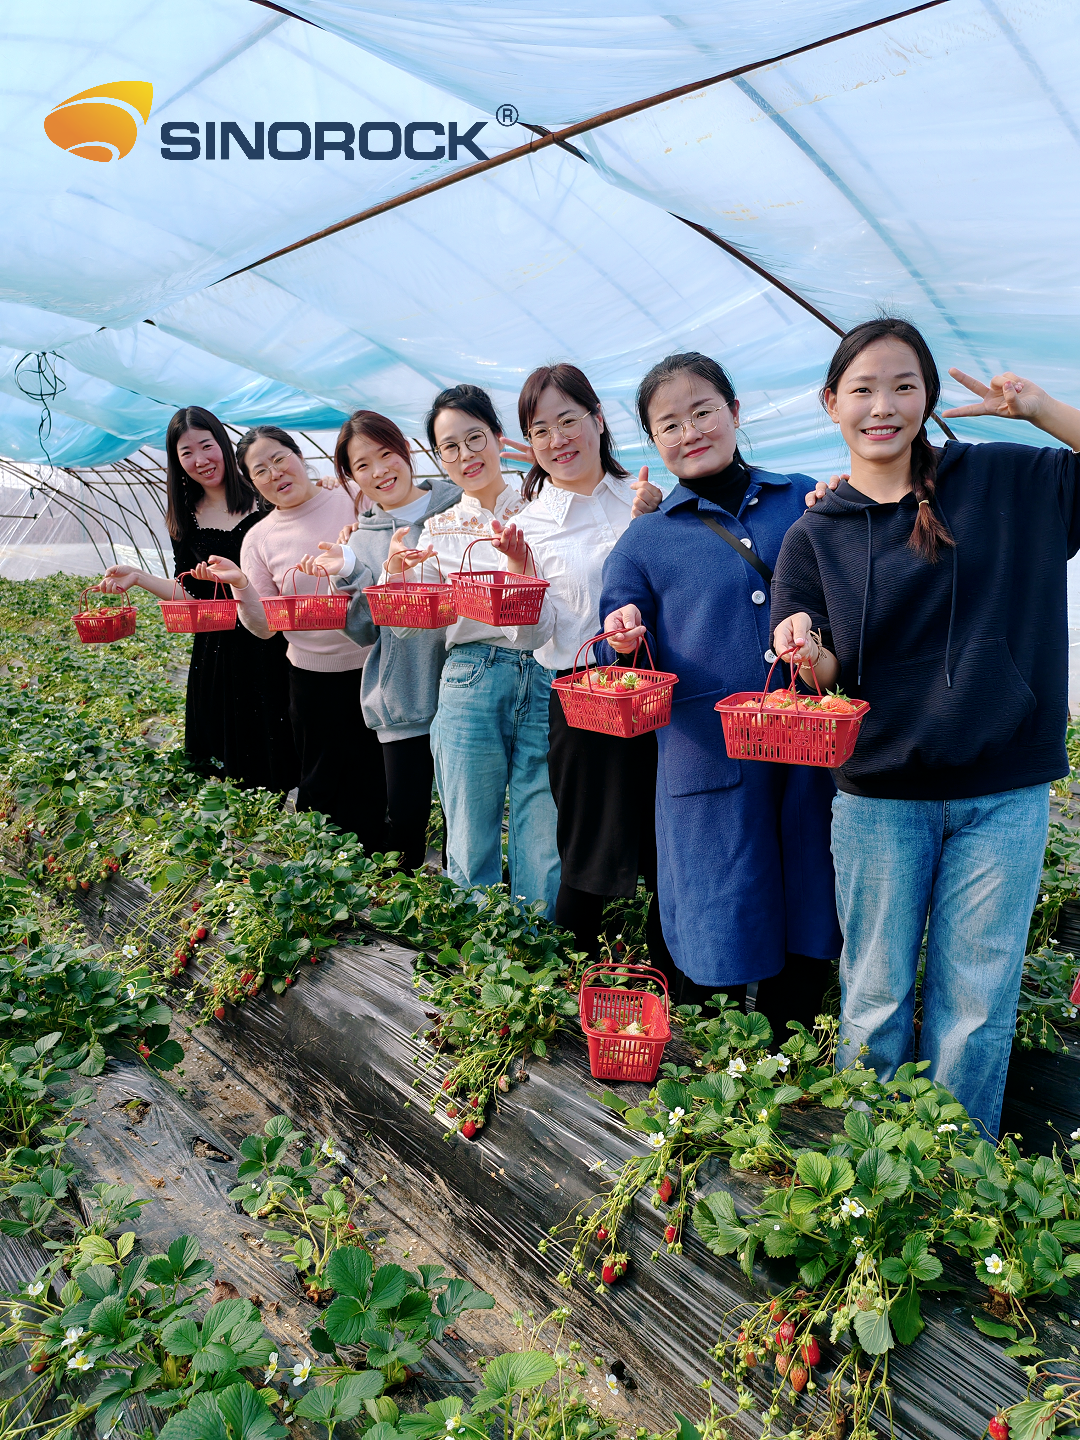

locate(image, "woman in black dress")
[[102, 406, 298, 793]]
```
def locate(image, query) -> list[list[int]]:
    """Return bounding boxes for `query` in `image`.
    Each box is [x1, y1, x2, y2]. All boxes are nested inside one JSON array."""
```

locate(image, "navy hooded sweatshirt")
[[770, 439, 1080, 800]]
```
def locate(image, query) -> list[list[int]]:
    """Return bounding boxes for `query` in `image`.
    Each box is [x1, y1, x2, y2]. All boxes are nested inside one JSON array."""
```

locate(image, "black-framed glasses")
[[526, 412, 591, 447], [652, 403, 727, 448], [435, 428, 491, 465]]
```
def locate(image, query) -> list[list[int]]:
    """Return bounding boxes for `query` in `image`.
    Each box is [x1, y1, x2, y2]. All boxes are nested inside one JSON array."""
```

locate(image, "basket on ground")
[[159, 571, 238, 634], [364, 555, 457, 629], [579, 963, 671, 1081], [262, 565, 350, 633], [72, 586, 137, 645], [715, 650, 868, 767], [449, 537, 548, 626], [552, 631, 678, 738]]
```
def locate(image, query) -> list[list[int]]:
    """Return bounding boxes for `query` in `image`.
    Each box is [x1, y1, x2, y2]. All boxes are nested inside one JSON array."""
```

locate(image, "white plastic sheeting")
[[0, 0, 1077, 476]]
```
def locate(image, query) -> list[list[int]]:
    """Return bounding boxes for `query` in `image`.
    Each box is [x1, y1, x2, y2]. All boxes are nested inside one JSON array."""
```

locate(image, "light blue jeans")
[[430, 643, 561, 916], [831, 785, 1049, 1139]]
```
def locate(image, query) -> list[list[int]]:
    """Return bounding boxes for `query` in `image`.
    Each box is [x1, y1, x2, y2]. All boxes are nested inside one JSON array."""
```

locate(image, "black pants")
[[382, 734, 435, 872], [287, 663, 386, 856]]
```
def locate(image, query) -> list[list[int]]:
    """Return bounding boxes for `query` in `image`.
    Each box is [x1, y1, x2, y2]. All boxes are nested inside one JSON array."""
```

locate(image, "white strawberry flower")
[[121, 944, 138, 959], [667, 1107, 685, 1128], [1062, 1004, 1078, 1019], [26, 1282, 44, 1297], [291, 1358, 311, 1385], [9, 1307, 22, 1324], [726, 1057, 747, 1077], [1071, 1128, 1080, 1142], [756, 1108, 770, 1123], [648, 1133, 666, 1149], [839, 1197, 866, 1220], [445, 1417, 461, 1432], [67, 1351, 93, 1371], [770, 1053, 790, 1072], [936, 1123, 958, 1134], [983, 1253, 1004, 1275], [62, 1326, 84, 1348], [264, 1352, 278, 1381], [605, 1374, 619, 1394]]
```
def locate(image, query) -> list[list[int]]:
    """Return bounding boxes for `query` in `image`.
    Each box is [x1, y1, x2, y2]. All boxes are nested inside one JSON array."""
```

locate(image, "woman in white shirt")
[[492, 363, 665, 962], [386, 384, 560, 913]]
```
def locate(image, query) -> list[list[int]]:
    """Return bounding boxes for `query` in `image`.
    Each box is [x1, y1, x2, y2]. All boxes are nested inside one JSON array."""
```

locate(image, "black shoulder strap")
[[697, 514, 773, 584]]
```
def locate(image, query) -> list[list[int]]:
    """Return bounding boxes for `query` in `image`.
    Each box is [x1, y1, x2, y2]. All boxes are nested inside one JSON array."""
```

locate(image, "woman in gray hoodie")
[[299, 410, 459, 869]]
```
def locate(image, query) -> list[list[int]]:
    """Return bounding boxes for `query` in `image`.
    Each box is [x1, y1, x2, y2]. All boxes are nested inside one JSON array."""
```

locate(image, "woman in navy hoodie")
[[771, 316, 1080, 1139], [600, 352, 842, 1035]]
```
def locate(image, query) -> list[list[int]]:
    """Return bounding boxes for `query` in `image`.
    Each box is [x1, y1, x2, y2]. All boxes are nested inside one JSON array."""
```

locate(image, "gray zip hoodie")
[[333, 480, 461, 741]]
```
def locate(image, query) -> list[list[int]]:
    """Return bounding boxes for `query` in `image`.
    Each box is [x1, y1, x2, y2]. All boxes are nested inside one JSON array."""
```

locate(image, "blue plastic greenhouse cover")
[[1, 0, 1077, 469]]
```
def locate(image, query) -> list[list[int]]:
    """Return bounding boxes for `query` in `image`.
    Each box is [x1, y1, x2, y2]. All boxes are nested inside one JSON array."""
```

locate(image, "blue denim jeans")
[[831, 784, 1049, 1139], [430, 643, 561, 915]]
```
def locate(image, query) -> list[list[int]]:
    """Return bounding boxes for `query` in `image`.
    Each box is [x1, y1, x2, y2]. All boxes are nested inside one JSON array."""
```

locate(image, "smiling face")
[[346, 432, 420, 510], [645, 374, 740, 482], [176, 428, 226, 490], [528, 385, 604, 493], [431, 409, 503, 498], [243, 435, 317, 510], [825, 338, 928, 466]]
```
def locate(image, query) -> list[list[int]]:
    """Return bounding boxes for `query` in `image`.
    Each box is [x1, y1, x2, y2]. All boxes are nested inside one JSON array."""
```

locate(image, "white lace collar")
[[536, 473, 632, 526]]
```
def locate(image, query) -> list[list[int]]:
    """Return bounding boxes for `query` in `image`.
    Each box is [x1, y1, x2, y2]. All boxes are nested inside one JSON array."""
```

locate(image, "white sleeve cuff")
[[336, 546, 357, 578]]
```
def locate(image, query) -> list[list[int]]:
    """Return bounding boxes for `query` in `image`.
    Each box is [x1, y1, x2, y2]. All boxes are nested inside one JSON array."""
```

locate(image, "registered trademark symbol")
[[495, 104, 519, 127]]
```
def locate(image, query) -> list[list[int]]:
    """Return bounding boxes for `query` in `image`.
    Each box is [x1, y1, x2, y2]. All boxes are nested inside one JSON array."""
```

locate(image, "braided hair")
[[822, 317, 954, 563]]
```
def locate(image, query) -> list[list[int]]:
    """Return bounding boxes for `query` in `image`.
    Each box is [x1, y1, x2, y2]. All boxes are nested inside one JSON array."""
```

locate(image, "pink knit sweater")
[[239, 486, 363, 672]]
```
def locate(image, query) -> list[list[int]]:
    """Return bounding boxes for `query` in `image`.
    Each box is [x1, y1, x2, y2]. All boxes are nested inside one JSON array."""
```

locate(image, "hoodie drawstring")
[[857, 510, 873, 688], [941, 508, 958, 689]]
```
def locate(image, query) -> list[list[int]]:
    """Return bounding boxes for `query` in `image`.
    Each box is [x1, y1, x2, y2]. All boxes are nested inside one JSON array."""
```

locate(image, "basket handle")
[[461, 535, 537, 578], [385, 551, 446, 585], [79, 583, 126, 612], [281, 563, 328, 597], [757, 647, 823, 714], [570, 629, 656, 684], [579, 962, 670, 1015], [171, 569, 228, 602]]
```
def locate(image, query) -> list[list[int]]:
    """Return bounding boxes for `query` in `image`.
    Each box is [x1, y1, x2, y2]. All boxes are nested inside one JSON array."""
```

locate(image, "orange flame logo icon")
[[44, 82, 154, 162]]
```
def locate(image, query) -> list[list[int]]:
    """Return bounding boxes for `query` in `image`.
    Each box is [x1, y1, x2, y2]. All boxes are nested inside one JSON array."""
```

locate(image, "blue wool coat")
[[598, 469, 843, 986]]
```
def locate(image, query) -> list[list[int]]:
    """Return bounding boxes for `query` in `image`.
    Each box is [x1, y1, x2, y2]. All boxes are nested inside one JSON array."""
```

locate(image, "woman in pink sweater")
[[200, 426, 386, 854]]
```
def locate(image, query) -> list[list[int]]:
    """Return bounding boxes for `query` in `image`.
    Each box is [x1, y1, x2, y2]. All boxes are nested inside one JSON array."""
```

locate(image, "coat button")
[[748, 496, 759, 506], [752, 590, 766, 605], [765, 649, 777, 663], [740, 537, 752, 548]]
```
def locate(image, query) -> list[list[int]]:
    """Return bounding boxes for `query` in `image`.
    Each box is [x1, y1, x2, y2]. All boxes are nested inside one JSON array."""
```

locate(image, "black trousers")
[[381, 734, 435, 872], [287, 663, 386, 856]]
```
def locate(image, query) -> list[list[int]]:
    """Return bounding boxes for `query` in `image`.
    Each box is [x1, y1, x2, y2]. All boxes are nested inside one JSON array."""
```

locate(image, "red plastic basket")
[[159, 571, 238, 634], [1070, 968, 1080, 1007], [552, 632, 679, 738], [449, 538, 549, 626], [579, 963, 671, 1082], [363, 554, 457, 629], [715, 651, 869, 768], [72, 586, 137, 645], [262, 565, 350, 633]]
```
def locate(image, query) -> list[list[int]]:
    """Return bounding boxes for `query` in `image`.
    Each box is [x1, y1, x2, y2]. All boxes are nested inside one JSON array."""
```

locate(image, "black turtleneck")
[[682, 458, 750, 516]]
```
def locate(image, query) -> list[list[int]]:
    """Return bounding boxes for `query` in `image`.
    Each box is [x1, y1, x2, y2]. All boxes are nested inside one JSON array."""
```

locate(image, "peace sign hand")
[[499, 436, 536, 470], [942, 368, 1048, 423]]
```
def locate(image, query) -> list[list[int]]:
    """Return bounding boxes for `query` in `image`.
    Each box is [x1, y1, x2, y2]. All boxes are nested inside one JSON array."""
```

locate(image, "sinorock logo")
[[158, 120, 489, 162], [44, 82, 154, 162]]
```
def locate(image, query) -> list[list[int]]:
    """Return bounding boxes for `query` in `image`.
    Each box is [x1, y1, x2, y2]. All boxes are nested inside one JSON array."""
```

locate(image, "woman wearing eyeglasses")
[[381, 384, 560, 913], [491, 363, 666, 963], [599, 353, 841, 1034]]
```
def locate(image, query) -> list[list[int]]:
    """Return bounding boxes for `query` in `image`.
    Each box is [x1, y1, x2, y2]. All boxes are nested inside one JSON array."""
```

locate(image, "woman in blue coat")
[[600, 352, 842, 1034]]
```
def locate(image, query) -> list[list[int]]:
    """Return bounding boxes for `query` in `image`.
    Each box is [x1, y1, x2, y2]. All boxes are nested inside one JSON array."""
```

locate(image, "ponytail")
[[822, 316, 955, 564], [909, 425, 954, 563]]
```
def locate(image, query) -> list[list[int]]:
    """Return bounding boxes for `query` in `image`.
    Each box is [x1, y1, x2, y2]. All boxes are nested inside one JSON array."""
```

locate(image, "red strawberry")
[[778, 1319, 795, 1346], [80, 880, 90, 891], [989, 1417, 1009, 1440], [138, 1043, 150, 1058], [461, 1120, 477, 1139], [446, 1104, 459, 1118], [469, 1096, 479, 1108], [775, 1352, 791, 1377], [657, 1175, 674, 1204], [442, 1076, 455, 1092], [595, 1226, 609, 1243], [285, 976, 293, 986], [744, 1350, 758, 1369], [196, 927, 207, 941], [191, 901, 201, 911], [499, 1025, 510, 1037], [601, 1255, 627, 1285], [768, 1301, 785, 1319], [788, 1362, 808, 1394], [664, 1224, 678, 1244], [214, 1005, 225, 1020], [800, 1338, 820, 1367], [497, 1075, 510, 1093], [598, 1016, 617, 1034]]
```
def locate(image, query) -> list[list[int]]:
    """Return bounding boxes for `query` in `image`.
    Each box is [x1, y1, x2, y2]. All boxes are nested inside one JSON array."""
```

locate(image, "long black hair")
[[425, 383, 503, 452], [822, 317, 953, 563], [635, 351, 747, 472], [164, 406, 256, 541], [517, 363, 627, 501]]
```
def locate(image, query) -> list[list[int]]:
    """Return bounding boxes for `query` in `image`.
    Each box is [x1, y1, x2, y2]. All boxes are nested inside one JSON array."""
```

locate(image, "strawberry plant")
[[996, 1358, 1080, 1440]]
